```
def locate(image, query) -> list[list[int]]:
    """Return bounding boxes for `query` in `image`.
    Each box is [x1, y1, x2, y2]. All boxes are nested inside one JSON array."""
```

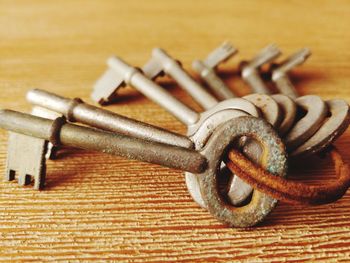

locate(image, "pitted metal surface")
[[198, 116, 287, 227]]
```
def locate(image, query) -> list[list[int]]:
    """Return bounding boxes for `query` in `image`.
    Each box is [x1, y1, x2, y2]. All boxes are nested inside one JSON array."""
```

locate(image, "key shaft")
[[27, 89, 194, 149], [0, 110, 207, 173]]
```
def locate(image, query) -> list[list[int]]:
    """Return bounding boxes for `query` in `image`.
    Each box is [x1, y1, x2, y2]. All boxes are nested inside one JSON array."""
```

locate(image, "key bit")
[[5, 132, 48, 190], [241, 44, 281, 94], [272, 48, 311, 99], [193, 42, 237, 100], [144, 48, 219, 110]]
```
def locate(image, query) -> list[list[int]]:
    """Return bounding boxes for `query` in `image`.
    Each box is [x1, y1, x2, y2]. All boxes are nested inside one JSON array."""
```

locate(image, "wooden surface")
[[0, 0, 350, 262]]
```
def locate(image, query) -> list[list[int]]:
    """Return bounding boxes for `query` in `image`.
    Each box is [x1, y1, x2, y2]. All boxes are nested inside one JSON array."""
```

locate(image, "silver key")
[[241, 44, 281, 94], [192, 42, 237, 100], [143, 48, 219, 110], [271, 48, 311, 99]]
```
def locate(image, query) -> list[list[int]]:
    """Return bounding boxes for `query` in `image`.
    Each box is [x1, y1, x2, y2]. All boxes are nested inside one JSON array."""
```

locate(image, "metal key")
[[92, 57, 289, 227], [270, 49, 350, 157], [192, 42, 237, 100], [27, 89, 193, 149], [241, 44, 281, 94], [0, 109, 287, 228]]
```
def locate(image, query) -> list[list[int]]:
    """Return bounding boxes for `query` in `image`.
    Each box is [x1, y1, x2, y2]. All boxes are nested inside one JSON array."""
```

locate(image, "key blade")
[[142, 57, 164, 80], [204, 42, 237, 68], [276, 48, 311, 73], [249, 44, 281, 68], [91, 67, 125, 105], [6, 132, 48, 190]]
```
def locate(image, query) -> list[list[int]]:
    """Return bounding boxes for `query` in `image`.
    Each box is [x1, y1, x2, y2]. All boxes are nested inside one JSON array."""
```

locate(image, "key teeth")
[[249, 44, 282, 68], [205, 42, 238, 68], [92, 67, 125, 105], [276, 48, 312, 74]]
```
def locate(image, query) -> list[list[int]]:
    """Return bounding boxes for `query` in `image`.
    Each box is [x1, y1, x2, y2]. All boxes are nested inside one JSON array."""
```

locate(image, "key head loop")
[[198, 116, 287, 227]]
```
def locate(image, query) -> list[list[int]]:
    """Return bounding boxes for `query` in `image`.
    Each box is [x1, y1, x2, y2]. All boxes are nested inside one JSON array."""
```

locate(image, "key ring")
[[226, 146, 350, 205]]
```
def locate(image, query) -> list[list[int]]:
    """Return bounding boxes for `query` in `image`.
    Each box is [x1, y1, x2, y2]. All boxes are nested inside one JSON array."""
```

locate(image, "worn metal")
[[106, 56, 199, 125], [192, 42, 237, 100], [0, 110, 207, 174], [241, 44, 281, 94], [144, 48, 219, 110], [198, 116, 287, 227], [27, 89, 194, 149], [271, 94, 297, 136], [31, 106, 63, 159], [5, 132, 48, 189], [284, 95, 328, 151], [271, 48, 311, 99], [243, 93, 282, 128], [291, 99, 350, 157]]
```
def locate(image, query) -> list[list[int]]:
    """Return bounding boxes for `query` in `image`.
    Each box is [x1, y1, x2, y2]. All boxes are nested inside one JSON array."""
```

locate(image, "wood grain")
[[0, 0, 350, 262]]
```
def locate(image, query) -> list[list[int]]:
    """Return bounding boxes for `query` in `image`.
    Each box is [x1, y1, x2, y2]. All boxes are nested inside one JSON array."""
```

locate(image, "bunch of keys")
[[0, 43, 349, 228]]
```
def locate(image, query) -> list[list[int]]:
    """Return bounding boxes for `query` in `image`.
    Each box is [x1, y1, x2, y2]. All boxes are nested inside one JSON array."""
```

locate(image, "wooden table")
[[1, 1, 349, 261]]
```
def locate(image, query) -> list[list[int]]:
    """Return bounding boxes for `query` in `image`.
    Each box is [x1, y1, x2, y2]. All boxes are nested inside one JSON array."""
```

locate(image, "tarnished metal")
[[285, 95, 328, 151], [271, 94, 297, 136], [243, 94, 282, 128], [107, 56, 199, 125], [198, 116, 287, 227], [271, 48, 311, 99], [0, 110, 207, 174], [192, 42, 237, 100], [27, 89, 194, 149], [5, 132, 48, 189], [241, 44, 281, 94], [145, 48, 219, 110], [291, 100, 350, 157]]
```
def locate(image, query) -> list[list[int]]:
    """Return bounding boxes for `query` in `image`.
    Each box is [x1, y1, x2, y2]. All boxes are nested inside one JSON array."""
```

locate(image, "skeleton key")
[[240, 44, 281, 94], [270, 49, 350, 157], [0, 109, 287, 227], [192, 42, 237, 100], [97, 57, 261, 206], [91, 57, 290, 227]]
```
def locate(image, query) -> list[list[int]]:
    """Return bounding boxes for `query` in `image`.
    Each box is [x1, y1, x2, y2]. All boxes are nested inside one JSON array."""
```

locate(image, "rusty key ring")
[[226, 147, 350, 205]]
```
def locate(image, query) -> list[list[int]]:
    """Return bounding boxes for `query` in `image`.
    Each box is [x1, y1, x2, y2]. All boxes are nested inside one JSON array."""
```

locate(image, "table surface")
[[1, 1, 350, 262]]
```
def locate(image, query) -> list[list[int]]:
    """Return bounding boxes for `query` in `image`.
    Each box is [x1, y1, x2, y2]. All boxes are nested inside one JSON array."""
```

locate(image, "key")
[[192, 42, 237, 100], [270, 49, 334, 151], [270, 50, 350, 157], [0, 109, 287, 228], [271, 48, 311, 99], [27, 89, 193, 149], [240, 44, 281, 94], [96, 57, 260, 196], [143, 48, 219, 110], [92, 57, 289, 227]]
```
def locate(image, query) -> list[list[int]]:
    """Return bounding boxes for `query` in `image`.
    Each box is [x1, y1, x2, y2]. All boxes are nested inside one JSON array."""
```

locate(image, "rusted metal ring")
[[66, 98, 83, 122], [198, 116, 287, 227], [49, 116, 67, 146], [226, 146, 350, 205]]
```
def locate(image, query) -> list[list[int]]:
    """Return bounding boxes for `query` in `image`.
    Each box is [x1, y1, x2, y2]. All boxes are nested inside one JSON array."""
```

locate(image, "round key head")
[[198, 116, 287, 227]]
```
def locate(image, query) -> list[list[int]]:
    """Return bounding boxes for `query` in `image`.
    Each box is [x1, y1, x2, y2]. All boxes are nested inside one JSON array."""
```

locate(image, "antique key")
[[192, 42, 237, 100], [269, 49, 350, 157], [91, 56, 291, 226], [0, 108, 287, 228], [240, 44, 281, 94], [92, 56, 265, 207]]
